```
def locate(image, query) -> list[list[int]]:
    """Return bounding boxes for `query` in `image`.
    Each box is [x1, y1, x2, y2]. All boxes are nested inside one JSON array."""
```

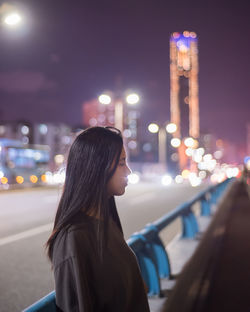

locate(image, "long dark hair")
[[46, 126, 124, 261]]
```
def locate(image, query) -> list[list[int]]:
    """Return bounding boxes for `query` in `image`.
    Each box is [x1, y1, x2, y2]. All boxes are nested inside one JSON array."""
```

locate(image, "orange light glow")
[[1, 177, 8, 184], [41, 174, 47, 183], [16, 176, 24, 184], [30, 175, 38, 183], [181, 169, 190, 179]]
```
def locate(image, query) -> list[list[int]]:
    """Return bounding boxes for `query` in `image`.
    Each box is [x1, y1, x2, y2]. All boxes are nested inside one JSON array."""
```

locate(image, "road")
[[0, 182, 209, 312]]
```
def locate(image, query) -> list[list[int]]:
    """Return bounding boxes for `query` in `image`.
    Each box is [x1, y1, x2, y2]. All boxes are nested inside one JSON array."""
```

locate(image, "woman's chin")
[[115, 188, 126, 196]]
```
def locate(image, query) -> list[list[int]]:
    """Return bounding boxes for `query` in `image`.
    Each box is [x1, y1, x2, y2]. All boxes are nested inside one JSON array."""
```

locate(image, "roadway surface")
[[0, 181, 209, 312]]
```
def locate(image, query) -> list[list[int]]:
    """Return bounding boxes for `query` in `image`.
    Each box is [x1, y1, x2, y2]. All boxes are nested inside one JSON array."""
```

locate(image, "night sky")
[[0, 1, 249, 149]]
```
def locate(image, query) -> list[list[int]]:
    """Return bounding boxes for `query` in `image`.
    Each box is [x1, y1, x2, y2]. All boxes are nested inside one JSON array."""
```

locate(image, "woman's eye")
[[119, 162, 125, 166]]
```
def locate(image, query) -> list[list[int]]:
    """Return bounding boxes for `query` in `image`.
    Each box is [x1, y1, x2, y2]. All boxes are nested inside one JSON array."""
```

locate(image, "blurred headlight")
[[161, 175, 172, 186], [128, 173, 140, 184]]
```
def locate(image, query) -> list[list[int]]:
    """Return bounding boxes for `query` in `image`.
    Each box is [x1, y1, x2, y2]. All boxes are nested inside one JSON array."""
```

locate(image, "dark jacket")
[[52, 213, 150, 312]]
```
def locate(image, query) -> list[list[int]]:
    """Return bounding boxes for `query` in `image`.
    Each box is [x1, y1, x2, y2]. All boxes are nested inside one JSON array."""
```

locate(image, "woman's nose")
[[126, 164, 132, 176]]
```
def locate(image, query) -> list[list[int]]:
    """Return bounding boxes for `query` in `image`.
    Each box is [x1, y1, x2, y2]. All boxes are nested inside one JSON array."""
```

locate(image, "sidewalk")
[[148, 214, 212, 311]]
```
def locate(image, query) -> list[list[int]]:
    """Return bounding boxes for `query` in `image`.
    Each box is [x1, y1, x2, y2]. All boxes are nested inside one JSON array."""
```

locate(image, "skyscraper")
[[170, 31, 199, 139]]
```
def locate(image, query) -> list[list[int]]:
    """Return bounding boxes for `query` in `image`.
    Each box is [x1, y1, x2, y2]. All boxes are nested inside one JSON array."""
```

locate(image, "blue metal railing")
[[23, 291, 56, 312], [23, 178, 232, 311], [127, 178, 231, 296]]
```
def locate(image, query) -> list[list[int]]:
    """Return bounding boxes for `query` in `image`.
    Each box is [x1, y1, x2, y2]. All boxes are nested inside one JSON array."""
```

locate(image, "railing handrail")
[[127, 179, 230, 249]]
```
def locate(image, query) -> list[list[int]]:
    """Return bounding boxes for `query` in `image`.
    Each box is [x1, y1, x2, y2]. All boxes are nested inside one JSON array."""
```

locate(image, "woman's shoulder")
[[52, 213, 97, 267]]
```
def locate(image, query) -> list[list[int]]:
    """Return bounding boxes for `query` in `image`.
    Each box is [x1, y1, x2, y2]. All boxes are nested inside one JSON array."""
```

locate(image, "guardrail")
[[127, 178, 231, 296], [23, 178, 232, 311]]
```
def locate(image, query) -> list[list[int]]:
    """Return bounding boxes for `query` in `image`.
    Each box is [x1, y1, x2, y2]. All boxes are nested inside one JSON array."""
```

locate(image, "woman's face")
[[107, 147, 131, 196]]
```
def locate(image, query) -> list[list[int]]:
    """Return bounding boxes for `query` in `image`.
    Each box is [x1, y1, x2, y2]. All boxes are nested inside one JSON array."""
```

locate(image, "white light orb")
[[185, 148, 193, 157], [148, 123, 159, 134], [128, 173, 140, 184], [214, 150, 223, 159], [197, 148, 205, 156], [39, 124, 48, 135], [98, 94, 111, 105], [166, 123, 177, 134], [171, 138, 181, 148], [199, 171, 207, 179], [21, 125, 29, 135], [126, 93, 140, 105], [232, 167, 239, 177], [193, 153, 202, 163], [34, 152, 42, 161], [184, 137, 195, 148], [188, 173, 201, 187], [175, 175, 183, 184], [161, 175, 172, 186], [203, 154, 213, 162], [4, 13, 22, 26]]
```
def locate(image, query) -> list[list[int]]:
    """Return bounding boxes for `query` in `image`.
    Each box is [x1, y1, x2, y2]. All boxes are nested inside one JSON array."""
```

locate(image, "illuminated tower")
[[170, 31, 199, 139]]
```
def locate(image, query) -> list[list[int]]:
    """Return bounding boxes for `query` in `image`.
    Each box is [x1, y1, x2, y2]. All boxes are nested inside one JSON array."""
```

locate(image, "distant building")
[[82, 98, 141, 161], [33, 123, 73, 170], [82, 98, 115, 128], [0, 121, 73, 170]]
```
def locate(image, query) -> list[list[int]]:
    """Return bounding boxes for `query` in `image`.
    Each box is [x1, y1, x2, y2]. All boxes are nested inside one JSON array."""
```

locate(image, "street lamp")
[[3, 12, 22, 26], [98, 94, 111, 105], [98, 91, 140, 132], [126, 93, 140, 105], [0, 2, 24, 28], [166, 123, 177, 134], [184, 137, 195, 148], [148, 123, 159, 134], [148, 122, 178, 171], [171, 138, 181, 148]]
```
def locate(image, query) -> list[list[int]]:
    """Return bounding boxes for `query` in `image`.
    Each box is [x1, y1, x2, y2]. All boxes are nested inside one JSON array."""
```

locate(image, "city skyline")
[[0, 1, 249, 151]]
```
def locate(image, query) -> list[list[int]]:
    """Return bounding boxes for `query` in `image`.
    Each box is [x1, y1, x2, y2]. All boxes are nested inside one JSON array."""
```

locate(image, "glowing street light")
[[161, 174, 172, 186], [126, 93, 140, 105], [98, 91, 140, 132], [148, 122, 179, 171], [98, 94, 111, 105], [171, 138, 181, 148], [166, 123, 177, 134], [148, 123, 159, 134], [3, 12, 22, 26], [184, 137, 195, 148]]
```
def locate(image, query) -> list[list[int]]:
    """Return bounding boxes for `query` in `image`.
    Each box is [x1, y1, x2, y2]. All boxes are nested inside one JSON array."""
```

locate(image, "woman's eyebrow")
[[119, 157, 126, 161]]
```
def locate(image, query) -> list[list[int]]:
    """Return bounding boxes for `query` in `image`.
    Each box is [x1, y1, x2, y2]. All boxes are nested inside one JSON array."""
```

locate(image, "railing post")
[[129, 233, 161, 296], [182, 214, 193, 238], [189, 211, 199, 234], [144, 224, 171, 278], [201, 196, 211, 216]]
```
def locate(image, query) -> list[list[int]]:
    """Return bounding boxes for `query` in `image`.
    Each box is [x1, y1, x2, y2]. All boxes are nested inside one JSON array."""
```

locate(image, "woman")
[[46, 126, 150, 312]]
